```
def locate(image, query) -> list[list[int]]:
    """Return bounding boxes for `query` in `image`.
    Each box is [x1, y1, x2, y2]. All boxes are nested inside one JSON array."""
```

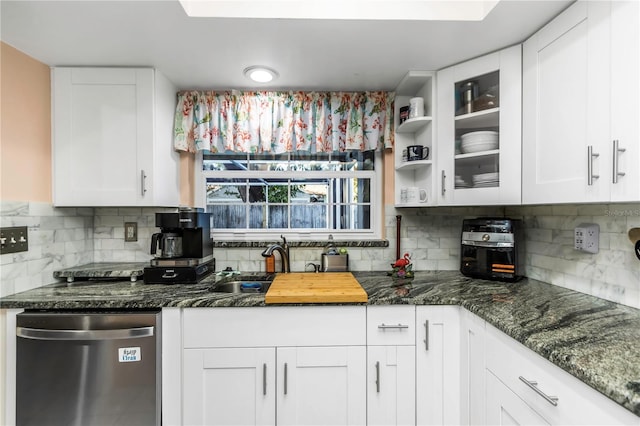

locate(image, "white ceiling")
[[1, 0, 573, 91]]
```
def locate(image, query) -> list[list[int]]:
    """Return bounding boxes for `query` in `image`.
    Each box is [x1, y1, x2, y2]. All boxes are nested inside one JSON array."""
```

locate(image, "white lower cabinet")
[[486, 370, 550, 425], [183, 346, 366, 426], [183, 348, 276, 426], [416, 306, 461, 425], [181, 307, 366, 426], [177, 307, 638, 426], [367, 346, 415, 426], [278, 346, 366, 426], [460, 307, 486, 425], [485, 322, 639, 426], [367, 306, 416, 426]]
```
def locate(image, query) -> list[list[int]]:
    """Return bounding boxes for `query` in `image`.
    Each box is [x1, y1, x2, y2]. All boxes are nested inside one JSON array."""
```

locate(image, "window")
[[196, 151, 381, 240]]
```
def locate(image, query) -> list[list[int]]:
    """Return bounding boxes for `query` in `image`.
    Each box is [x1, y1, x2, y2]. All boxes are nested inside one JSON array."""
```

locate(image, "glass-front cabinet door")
[[436, 45, 522, 206]]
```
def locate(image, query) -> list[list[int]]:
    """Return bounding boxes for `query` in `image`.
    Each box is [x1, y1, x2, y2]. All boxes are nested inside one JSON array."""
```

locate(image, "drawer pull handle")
[[378, 323, 409, 330], [519, 376, 558, 406]]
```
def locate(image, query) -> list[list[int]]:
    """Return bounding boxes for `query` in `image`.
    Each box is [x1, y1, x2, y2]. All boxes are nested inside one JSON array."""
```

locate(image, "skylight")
[[179, 0, 500, 21]]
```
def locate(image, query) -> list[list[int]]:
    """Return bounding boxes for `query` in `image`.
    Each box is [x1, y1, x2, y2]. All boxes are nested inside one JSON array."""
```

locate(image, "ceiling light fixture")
[[244, 66, 278, 83]]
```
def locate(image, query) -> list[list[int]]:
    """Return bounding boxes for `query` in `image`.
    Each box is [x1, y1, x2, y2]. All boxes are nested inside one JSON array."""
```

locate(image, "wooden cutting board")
[[265, 272, 368, 304]]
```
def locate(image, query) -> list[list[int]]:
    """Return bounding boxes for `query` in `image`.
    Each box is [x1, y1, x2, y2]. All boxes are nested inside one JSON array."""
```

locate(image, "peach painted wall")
[[180, 152, 195, 206], [0, 42, 52, 203], [383, 149, 394, 205]]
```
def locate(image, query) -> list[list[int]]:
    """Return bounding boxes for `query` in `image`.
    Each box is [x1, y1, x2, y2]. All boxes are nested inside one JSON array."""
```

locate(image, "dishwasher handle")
[[16, 326, 154, 341]]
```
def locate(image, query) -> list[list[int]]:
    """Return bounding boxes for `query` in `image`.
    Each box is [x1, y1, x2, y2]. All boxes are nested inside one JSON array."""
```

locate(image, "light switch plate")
[[0, 226, 29, 254]]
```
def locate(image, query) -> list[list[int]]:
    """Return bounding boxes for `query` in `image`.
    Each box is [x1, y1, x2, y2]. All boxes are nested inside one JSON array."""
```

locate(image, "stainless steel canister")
[[460, 80, 479, 114]]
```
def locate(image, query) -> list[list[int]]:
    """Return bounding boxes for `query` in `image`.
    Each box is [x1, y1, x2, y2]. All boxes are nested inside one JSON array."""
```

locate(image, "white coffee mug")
[[406, 187, 427, 203], [409, 97, 425, 118], [400, 188, 408, 204]]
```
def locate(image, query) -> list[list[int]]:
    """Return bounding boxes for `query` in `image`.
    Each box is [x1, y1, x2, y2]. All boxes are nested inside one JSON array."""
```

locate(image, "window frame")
[[194, 151, 383, 241]]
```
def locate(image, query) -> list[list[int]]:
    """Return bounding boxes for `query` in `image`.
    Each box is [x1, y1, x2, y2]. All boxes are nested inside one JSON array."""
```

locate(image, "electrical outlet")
[[124, 222, 138, 242], [0, 226, 29, 255], [574, 223, 599, 254]]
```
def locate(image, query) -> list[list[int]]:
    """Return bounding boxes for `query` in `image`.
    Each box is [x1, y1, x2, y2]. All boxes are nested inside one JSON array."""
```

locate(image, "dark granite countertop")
[[53, 262, 147, 281], [1, 270, 638, 417]]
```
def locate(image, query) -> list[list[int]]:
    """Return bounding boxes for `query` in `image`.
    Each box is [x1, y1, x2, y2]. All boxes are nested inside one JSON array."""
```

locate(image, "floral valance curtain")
[[174, 91, 395, 153]]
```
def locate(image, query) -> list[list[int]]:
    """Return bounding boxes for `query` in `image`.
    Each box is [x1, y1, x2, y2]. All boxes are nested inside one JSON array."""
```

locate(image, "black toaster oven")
[[460, 218, 524, 282]]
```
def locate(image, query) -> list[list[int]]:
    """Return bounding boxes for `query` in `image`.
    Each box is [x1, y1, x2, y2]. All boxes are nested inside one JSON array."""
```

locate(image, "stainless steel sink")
[[211, 274, 274, 294]]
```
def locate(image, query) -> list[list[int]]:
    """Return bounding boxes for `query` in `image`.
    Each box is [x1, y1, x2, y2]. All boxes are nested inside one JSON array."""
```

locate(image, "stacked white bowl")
[[472, 172, 499, 187], [460, 131, 498, 154]]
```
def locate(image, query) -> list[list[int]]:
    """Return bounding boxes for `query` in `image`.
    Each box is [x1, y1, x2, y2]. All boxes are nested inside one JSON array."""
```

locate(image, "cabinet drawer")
[[485, 323, 638, 425], [367, 306, 415, 346], [183, 306, 366, 348]]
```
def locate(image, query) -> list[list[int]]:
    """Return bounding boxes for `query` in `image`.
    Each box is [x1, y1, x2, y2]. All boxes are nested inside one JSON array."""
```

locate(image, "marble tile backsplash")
[[1, 201, 638, 308], [386, 203, 640, 309], [506, 203, 640, 310], [93, 207, 174, 263], [0, 201, 93, 297]]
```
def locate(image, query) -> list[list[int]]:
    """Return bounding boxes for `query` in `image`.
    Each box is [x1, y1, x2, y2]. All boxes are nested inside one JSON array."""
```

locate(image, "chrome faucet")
[[262, 235, 290, 273]]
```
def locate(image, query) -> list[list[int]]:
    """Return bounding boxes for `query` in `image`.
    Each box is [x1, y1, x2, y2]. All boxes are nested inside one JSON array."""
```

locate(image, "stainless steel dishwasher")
[[16, 310, 161, 426]]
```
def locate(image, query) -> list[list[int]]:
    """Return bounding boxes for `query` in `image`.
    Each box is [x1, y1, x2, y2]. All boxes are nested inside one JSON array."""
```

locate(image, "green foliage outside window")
[[268, 185, 301, 203]]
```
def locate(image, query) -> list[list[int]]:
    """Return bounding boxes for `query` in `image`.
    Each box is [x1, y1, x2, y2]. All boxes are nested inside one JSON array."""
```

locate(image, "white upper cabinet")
[[609, 0, 640, 202], [523, 0, 639, 204], [436, 45, 522, 206], [393, 71, 437, 207], [52, 67, 180, 207]]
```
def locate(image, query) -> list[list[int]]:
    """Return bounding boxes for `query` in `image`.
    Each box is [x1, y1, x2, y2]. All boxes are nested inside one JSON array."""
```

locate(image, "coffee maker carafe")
[[144, 208, 215, 284], [150, 232, 183, 259]]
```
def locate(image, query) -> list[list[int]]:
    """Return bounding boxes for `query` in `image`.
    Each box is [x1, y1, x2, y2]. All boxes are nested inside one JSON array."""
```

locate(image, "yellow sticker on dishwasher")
[[119, 347, 142, 362]]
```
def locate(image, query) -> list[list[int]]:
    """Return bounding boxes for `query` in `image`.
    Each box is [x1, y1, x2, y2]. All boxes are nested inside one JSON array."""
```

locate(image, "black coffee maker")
[[144, 208, 215, 284]]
